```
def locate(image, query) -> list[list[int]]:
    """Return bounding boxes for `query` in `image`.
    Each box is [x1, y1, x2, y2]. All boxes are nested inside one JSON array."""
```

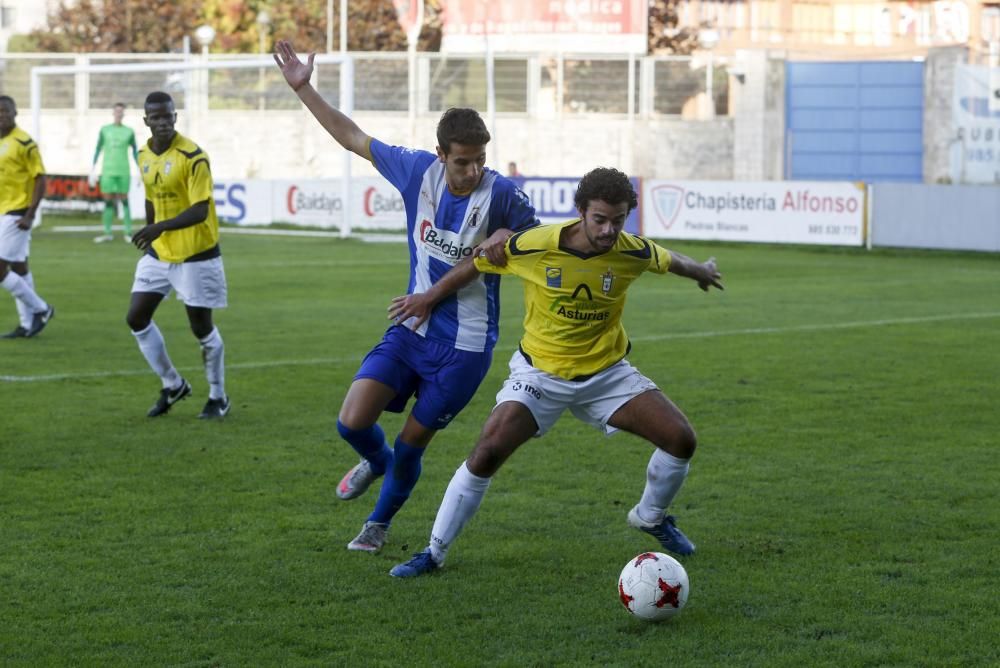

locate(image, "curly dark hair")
[[574, 167, 638, 214], [436, 108, 490, 154]]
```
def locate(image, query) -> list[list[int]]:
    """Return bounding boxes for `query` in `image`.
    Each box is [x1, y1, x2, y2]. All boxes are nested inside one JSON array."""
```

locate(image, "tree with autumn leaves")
[[16, 0, 444, 54], [14, 0, 696, 55]]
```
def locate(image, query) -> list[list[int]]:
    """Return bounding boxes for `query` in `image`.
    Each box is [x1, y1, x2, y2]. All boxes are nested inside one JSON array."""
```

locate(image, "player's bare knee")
[[675, 422, 698, 458], [466, 443, 504, 478], [336, 409, 372, 432], [190, 323, 212, 339], [660, 421, 697, 459], [125, 312, 149, 332]]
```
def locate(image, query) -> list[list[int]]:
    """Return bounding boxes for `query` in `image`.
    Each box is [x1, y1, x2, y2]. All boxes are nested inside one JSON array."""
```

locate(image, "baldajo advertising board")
[[272, 178, 405, 230]]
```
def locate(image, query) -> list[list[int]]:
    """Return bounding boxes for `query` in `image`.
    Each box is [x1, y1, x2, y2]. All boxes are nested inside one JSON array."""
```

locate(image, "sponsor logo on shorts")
[[511, 381, 542, 400]]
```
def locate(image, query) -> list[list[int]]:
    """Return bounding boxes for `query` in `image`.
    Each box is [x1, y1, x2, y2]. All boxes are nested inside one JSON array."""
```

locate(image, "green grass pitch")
[[1, 219, 998, 665]]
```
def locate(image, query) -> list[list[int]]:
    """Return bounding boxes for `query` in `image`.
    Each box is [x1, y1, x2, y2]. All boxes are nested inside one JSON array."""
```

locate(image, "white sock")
[[635, 449, 691, 525], [1, 271, 46, 314], [132, 322, 181, 389], [428, 461, 492, 564], [199, 326, 226, 399], [14, 272, 34, 328]]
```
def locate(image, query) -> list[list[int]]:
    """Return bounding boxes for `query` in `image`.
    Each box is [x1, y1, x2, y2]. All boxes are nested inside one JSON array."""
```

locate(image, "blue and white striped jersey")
[[370, 139, 538, 352]]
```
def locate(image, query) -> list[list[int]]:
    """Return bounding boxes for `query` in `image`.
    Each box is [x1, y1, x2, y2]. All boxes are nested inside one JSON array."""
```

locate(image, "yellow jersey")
[[0, 126, 45, 215], [138, 132, 219, 263], [475, 219, 672, 379]]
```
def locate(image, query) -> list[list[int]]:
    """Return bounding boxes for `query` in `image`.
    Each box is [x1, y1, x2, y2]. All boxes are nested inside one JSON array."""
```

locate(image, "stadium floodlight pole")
[[30, 54, 356, 236]]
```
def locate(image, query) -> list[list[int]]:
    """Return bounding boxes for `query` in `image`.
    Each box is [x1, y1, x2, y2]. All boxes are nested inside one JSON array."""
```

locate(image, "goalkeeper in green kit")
[[89, 102, 138, 243]]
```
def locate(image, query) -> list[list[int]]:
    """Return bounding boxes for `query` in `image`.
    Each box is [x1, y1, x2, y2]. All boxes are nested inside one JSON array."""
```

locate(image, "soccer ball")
[[617, 551, 689, 622]]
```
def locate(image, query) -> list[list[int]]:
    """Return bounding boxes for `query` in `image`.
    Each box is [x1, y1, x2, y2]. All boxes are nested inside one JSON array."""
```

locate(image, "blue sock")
[[368, 438, 426, 525], [336, 420, 392, 476]]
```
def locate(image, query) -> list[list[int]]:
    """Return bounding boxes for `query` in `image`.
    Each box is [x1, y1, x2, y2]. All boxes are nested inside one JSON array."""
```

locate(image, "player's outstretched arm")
[[273, 39, 372, 162], [474, 228, 514, 267], [387, 258, 483, 330], [667, 252, 724, 292]]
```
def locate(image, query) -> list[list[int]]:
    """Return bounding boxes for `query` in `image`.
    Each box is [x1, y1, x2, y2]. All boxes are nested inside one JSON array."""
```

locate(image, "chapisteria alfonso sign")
[[439, 0, 648, 54]]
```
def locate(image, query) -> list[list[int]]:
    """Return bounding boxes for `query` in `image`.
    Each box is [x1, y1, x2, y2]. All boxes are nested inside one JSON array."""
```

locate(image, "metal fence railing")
[[2, 50, 730, 119]]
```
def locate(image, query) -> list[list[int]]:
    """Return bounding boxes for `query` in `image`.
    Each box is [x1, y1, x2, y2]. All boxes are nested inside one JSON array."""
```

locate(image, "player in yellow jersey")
[[388, 167, 724, 577], [0, 95, 55, 339], [126, 91, 229, 419]]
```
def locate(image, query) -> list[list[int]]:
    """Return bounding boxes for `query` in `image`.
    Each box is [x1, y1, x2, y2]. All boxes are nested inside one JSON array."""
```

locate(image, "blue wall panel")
[[786, 61, 924, 182]]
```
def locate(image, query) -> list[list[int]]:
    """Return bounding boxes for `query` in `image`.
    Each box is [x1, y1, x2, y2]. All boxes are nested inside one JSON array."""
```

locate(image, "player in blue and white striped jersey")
[[275, 41, 538, 554]]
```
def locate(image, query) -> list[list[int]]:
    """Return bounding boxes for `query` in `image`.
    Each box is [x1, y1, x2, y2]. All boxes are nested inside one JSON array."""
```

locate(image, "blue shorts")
[[354, 325, 493, 431]]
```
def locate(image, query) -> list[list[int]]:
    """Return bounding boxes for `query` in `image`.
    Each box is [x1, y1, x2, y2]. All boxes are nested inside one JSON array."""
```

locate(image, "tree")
[[17, 0, 687, 56], [648, 0, 702, 55], [16, 0, 443, 55], [24, 0, 203, 53]]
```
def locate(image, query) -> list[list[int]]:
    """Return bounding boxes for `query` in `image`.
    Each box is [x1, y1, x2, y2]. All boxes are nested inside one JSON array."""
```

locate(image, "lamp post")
[[193, 25, 216, 123], [698, 29, 720, 119], [257, 10, 271, 110], [194, 24, 216, 56]]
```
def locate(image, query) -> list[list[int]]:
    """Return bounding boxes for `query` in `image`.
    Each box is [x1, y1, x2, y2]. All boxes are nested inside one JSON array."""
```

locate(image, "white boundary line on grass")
[[4, 311, 999, 383], [629, 311, 1000, 342], [50, 225, 407, 243]]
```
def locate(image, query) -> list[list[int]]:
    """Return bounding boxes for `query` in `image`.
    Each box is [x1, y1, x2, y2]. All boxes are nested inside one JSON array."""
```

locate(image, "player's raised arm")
[[666, 251, 724, 292], [273, 39, 372, 162]]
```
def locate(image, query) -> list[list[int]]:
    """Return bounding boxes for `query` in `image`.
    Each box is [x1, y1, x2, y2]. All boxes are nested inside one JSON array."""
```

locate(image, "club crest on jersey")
[[142, 163, 149, 173], [546, 267, 562, 287], [601, 268, 615, 295], [468, 206, 480, 228], [164, 161, 172, 175]]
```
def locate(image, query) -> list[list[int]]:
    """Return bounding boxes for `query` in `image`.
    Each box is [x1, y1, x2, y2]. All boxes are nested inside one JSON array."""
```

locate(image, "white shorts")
[[0, 213, 31, 262], [494, 350, 659, 437], [131, 254, 228, 309]]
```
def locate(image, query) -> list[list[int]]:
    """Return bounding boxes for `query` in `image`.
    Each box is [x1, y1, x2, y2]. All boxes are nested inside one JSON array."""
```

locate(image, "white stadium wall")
[[37, 110, 735, 183], [869, 183, 1000, 252]]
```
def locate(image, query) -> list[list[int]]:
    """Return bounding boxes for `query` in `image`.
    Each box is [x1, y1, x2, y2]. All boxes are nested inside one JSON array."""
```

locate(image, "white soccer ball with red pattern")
[[617, 551, 689, 622]]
